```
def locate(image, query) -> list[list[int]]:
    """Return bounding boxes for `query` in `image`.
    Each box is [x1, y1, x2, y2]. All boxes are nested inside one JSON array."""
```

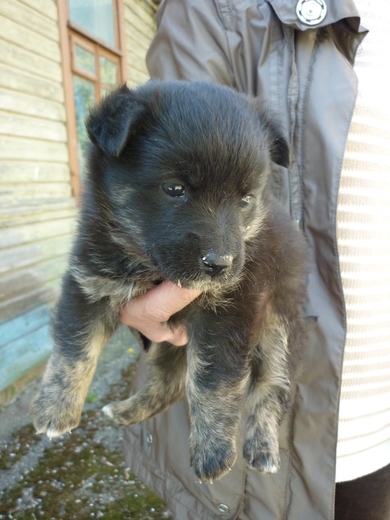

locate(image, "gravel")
[[0, 326, 173, 520]]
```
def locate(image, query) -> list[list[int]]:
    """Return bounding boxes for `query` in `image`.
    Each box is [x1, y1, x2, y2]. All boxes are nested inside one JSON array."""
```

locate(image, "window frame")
[[58, 0, 127, 199]]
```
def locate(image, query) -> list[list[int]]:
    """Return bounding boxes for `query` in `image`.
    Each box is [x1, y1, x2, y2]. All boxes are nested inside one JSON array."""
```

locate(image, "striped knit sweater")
[[335, 0, 390, 482]]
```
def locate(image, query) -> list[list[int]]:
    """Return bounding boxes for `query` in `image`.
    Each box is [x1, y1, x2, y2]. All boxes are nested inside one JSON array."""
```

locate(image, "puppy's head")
[[86, 81, 288, 291]]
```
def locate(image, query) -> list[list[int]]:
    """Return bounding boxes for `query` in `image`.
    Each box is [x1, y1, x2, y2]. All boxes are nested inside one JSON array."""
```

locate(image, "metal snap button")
[[296, 0, 327, 25], [146, 433, 153, 444], [217, 503, 229, 513]]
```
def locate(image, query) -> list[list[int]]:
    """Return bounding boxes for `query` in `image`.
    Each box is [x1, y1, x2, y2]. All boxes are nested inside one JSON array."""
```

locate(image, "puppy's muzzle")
[[201, 253, 234, 277]]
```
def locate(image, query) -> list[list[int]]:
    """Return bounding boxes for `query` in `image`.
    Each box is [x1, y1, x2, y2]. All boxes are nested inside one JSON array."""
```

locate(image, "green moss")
[[0, 423, 40, 470], [86, 391, 99, 403], [0, 362, 172, 519]]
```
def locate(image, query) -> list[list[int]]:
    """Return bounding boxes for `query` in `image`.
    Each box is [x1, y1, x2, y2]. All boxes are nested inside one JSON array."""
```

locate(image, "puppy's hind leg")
[[244, 303, 303, 474], [103, 342, 187, 425], [186, 319, 252, 483]]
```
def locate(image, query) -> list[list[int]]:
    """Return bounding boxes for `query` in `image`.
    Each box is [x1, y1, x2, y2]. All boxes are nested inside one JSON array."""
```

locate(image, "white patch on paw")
[[102, 405, 114, 418], [46, 428, 62, 439]]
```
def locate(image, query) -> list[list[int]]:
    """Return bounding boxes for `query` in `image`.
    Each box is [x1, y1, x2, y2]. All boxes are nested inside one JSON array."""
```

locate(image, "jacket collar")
[[268, 0, 364, 32]]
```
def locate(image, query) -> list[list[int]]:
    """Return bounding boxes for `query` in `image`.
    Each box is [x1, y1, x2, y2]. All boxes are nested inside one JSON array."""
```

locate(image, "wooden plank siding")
[[124, 0, 156, 87], [0, 0, 75, 394], [0, 305, 53, 392], [0, 0, 156, 397]]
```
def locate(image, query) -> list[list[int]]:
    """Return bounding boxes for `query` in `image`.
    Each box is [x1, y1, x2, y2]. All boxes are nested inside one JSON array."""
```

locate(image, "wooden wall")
[[0, 0, 73, 200], [125, 0, 156, 87], [0, 0, 76, 395], [0, 0, 156, 399]]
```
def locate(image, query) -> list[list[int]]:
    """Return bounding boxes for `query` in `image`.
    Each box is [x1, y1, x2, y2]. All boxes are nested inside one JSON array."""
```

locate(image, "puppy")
[[30, 81, 308, 483]]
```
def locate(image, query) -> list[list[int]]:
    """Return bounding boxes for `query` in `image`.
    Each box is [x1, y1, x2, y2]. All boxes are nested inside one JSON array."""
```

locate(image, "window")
[[58, 0, 127, 198]]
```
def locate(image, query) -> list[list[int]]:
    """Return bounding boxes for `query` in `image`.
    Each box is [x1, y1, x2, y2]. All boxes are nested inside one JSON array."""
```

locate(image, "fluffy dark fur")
[[30, 81, 308, 482]]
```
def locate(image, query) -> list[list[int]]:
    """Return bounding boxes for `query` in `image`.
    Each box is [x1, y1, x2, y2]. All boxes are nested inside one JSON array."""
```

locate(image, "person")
[[120, 0, 390, 518]]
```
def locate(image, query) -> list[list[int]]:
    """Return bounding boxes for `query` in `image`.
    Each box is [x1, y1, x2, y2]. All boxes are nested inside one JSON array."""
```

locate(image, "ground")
[[0, 326, 173, 519]]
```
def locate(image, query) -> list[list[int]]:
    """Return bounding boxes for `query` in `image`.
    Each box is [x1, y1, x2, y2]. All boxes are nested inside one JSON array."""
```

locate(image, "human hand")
[[120, 281, 202, 346]]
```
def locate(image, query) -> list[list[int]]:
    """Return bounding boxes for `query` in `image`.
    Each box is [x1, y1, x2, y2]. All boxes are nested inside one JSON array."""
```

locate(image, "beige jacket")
[[123, 1, 367, 518]]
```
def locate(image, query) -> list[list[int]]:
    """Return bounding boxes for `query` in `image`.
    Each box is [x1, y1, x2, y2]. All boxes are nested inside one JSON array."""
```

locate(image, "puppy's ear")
[[86, 84, 147, 157], [266, 120, 290, 168], [252, 99, 290, 168]]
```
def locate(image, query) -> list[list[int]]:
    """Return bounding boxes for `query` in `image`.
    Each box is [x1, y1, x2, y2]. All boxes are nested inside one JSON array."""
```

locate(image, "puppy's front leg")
[[186, 317, 251, 482], [30, 272, 116, 438]]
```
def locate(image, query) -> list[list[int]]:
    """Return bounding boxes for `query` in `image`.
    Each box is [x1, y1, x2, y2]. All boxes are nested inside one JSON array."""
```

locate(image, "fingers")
[[123, 281, 202, 322], [134, 321, 189, 347], [120, 281, 202, 346]]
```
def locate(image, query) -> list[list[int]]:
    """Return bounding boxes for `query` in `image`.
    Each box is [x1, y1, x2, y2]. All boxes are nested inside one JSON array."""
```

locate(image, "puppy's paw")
[[102, 398, 145, 426], [30, 386, 83, 438], [190, 438, 236, 483], [243, 428, 280, 474]]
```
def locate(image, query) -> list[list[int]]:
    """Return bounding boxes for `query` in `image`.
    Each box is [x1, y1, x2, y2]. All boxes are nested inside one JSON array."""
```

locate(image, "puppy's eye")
[[162, 183, 186, 199], [240, 195, 253, 208]]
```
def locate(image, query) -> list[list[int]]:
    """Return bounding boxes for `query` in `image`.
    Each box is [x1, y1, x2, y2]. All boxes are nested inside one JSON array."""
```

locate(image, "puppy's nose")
[[201, 253, 233, 277]]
